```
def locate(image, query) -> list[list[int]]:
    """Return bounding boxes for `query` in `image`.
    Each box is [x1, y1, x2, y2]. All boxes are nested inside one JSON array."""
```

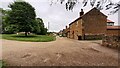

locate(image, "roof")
[[82, 7, 107, 18], [69, 7, 107, 25], [69, 17, 82, 25], [107, 19, 114, 23], [107, 26, 120, 30]]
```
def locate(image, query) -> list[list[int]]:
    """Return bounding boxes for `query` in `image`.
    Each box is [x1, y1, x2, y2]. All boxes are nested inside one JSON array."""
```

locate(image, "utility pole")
[[48, 22, 50, 32]]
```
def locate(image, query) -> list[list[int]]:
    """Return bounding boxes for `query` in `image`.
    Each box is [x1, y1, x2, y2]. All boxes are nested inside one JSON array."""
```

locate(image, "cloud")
[[1, 0, 119, 32]]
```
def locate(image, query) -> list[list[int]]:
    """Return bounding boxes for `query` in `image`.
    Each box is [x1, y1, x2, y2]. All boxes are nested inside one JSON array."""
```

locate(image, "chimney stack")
[[80, 9, 84, 16], [66, 26, 67, 29]]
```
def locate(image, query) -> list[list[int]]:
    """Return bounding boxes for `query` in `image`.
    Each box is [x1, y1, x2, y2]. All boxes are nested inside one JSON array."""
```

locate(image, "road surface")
[[2, 37, 118, 66]]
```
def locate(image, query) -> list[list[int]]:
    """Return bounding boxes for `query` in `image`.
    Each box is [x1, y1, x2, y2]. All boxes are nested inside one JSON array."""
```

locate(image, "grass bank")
[[2, 34, 56, 42], [0, 60, 2, 68], [0, 60, 7, 68]]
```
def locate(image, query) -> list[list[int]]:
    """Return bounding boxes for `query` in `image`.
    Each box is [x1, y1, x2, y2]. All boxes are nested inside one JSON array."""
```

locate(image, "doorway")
[[78, 36, 82, 40]]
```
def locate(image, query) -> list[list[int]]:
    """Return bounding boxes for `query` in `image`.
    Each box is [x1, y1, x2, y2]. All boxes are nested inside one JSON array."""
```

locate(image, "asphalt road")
[[2, 37, 118, 66]]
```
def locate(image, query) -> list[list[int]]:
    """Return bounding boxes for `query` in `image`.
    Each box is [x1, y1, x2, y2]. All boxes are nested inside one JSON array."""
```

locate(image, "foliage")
[[50, 0, 120, 14], [0, 60, 2, 68], [3, 25, 18, 34], [2, 10, 18, 34], [2, 1, 47, 36], [0, 60, 7, 68], [33, 18, 47, 35], [2, 34, 56, 42], [0, 8, 3, 34], [7, 1, 36, 36]]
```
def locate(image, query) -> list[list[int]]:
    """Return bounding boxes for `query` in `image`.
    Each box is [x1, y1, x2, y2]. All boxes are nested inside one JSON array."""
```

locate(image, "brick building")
[[67, 8, 107, 40], [107, 19, 114, 26], [106, 26, 120, 36]]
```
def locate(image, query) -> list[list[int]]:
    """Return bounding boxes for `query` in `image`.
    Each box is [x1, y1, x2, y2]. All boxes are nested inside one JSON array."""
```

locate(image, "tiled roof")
[[69, 17, 82, 25], [107, 26, 120, 29], [69, 7, 107, 25]]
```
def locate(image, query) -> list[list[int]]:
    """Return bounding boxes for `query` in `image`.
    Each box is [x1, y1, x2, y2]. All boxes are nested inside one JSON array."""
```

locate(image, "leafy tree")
[[0, 8, 2, 33], [50, 0, 120, 14], [1, 9, 16, 34], [8, 1, 36, 36], [40, 27, 47, 35], [0, 8, 10, 33], [33, 18, 47, 35], [32, 19, 41, 34], [3, 25, 18, 34]]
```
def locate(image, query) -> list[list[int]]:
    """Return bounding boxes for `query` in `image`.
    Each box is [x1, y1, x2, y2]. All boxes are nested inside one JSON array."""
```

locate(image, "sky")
[[0, 0, 120, 32]]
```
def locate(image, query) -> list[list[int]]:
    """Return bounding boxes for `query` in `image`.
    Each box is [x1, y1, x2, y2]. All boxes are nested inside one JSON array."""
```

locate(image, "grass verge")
[[0, 60, 7, 68], [1, 34, 56, 42], [0, 60, 2, 68]]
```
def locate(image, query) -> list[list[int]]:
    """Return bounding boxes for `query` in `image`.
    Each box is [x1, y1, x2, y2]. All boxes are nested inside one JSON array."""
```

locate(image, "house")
[[106, 20, 120, 36], [58, 30, 63, 36], [62, 29, 66, 37], [64, 26, 70, 38], [68, 8, 107, 40], [107, 19, 114, 26], [60, 26, 70, 37], [106, 26, 120, 36]]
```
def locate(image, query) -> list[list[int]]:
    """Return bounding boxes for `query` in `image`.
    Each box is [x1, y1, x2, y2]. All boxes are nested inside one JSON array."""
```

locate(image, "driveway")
[[2, 37, 118, 66]]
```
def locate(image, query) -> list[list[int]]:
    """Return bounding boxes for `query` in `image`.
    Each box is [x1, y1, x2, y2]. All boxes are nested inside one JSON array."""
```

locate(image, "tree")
[[50, 0, 120, 14], [33, 18, 47, 35], [8, 1, 36, 36], [1, 9, 17, 34], [0, 8, 2, 33]]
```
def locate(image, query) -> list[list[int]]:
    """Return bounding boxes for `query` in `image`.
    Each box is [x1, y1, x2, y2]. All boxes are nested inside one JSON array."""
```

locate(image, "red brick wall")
[[82, 8, 107, 35], [69, 19, 83, 39], [106, 29, 120, 36]]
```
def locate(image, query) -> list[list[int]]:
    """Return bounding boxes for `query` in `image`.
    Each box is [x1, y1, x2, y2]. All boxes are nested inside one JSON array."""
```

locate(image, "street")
[[2, 37, 118, 66]]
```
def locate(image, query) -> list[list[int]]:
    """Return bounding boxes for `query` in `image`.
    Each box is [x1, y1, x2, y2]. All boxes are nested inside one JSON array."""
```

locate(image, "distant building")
[[68, 8, 107, 40], [64, 26, 70, 38], [58, 30, 63, 36], [62, 7, 120, 40], [62, 29, 66, 37], [106, 19, 120, 36], [106, 26, 120, 36], [107, 19, 114, 26]]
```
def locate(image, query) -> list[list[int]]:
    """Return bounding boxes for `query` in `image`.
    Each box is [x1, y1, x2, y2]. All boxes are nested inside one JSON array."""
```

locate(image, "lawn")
[[0, 60, 2, 68], [1, 34, 56, 42], [0, 60, 6, 68]]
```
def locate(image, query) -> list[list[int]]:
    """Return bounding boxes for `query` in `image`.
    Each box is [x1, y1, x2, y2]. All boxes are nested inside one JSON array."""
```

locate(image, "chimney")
[[80, 9, 84, 17], [66, 26, 67, 29]]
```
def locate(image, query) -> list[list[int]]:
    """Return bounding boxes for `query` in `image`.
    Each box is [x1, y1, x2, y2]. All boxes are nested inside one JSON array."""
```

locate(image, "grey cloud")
[[0, 0, 119, 32]]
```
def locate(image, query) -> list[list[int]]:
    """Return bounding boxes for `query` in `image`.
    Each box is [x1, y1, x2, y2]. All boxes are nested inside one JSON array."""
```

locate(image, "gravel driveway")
[[2, 37, 118, 66]]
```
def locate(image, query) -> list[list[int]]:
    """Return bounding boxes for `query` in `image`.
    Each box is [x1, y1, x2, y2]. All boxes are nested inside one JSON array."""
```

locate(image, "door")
[[78, 36, 82, 40]]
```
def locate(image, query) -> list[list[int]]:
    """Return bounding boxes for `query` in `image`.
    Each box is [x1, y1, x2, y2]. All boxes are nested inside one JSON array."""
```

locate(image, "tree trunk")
[[25, 32, 28, 37]]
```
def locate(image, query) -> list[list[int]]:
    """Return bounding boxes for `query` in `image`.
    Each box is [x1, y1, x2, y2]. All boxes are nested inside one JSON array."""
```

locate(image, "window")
[[107, 23, 114, 26], [76, 21, 78, 27]]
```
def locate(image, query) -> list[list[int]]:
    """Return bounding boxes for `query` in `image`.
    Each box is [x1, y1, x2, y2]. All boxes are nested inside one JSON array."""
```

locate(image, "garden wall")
[[84, 35, 103, 40], [102, 35, 120, 49]]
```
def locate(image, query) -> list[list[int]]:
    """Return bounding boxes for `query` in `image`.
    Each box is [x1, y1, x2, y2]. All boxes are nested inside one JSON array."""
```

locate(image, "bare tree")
[[50, 0, 120, 14]]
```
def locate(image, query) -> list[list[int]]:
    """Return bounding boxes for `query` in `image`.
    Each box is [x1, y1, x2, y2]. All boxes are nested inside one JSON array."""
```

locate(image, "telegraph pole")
[[48, 22, 50, 32]]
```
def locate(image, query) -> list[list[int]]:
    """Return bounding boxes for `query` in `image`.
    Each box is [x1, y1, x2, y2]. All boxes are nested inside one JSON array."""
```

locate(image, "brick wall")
[[85, 35, 103, 40], [82, 8, 107, 35], [102, 35, 120, 49], [68, 8, 107, 40], [106, 29, 120, 36], [69, 19, 83, 40]]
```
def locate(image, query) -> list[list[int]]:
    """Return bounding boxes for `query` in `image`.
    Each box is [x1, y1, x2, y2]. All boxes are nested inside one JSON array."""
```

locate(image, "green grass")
[[0, 60, 2, 68], [1, 34, 56, 42], [0, 60, 7, 68]]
